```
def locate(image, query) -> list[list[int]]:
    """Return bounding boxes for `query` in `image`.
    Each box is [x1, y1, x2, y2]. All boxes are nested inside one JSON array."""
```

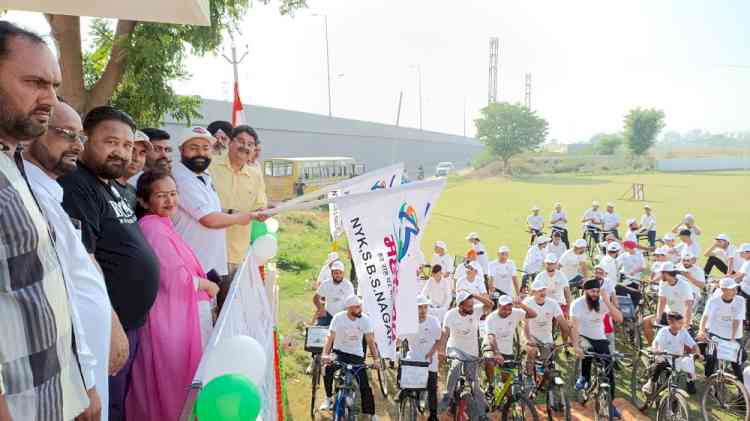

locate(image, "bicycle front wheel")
[[701, 374, 750, 421], [546, 382, 571, 421], [397, 394, 418, 421], [309, 355, 321, 420], [501, 396, 540, 421], [656, 392, 690, 421], [376, 362, 389, 398], [593, 387, 613, 421]]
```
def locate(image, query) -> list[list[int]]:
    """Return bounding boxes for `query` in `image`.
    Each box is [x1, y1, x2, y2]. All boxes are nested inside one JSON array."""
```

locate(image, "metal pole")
[[323, 15, 332, 118], [417, 65, 423, 130], [463, 96, 466, 137], [395, 90, 403, 126], [221, 32, 249, 95]]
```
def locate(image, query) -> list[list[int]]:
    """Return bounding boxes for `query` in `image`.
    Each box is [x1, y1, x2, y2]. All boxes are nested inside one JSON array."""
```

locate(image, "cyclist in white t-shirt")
[[559, 239, 589, 290], [616, 240, 645, 309], [431, 240, 455, 279], [703, 234, 737, 276], [527, 205, 545, 245], [550, 202, 569, 248], [438, 291, 493, 416], [483, 295, 537, 385], [321, 295, 381, 416], [582, 201, 604, 243], [534, 254, 572, 311], [313, 261, 355, 326], [545, 230, 567, 260], [487, 246, 519, 300], [602, 203, 621, 239], [639, 204, 657, 249], [456, 261, 489, 300], [523, 279, 571, 376], [675, 229, 701, 259], [671, 213, 702, 242], [467, 232, 490, 280], [662, 233, 681, 264], [422, 265, 452, 321], [676, 252, 706, 305], [523, 235, 549, 291], [642, 312, 698, 395], [316, 251, 340, 288], [623, 219, 640, 244], [643, 262, 694, 345], [698, 277, 747, 380], [571, 278, 624, 418]]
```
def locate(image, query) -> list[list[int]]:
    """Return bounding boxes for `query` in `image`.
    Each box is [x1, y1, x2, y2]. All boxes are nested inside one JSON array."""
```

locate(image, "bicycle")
[[579, 350, 623, 421], [484, 358, 539, 421], [328, 359, 377, 421], [631, 350, 693, 420], [614, 287, 643, 368], [700, 336, 750, 421], [445, 353, 488, 421], [396, 359, 430, 421], [583, 226, 602, 265], [305, 325, 330, 420], [528, 342, 572, 421]]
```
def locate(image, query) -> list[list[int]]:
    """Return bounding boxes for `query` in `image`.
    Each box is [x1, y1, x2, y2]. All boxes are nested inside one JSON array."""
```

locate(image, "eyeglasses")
[[51, 126, 87, 143]]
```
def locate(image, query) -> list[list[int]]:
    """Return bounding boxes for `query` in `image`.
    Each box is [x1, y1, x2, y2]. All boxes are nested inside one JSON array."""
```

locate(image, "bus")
[[263, 157, 366, 202]]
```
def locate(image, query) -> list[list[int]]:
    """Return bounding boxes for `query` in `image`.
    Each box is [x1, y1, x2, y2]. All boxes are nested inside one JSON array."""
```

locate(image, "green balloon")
[[250, 220, 269, 243], [195, 374, 262, 421]]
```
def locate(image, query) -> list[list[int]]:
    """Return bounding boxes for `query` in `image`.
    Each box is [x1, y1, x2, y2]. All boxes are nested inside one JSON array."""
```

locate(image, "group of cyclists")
[[307, 201, 750, 420]]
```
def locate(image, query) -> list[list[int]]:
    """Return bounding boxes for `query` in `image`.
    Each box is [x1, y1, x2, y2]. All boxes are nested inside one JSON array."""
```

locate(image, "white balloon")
[[202, 335, 267, 385], [265, 217, 279, 233], [253, 234, 278, 264]]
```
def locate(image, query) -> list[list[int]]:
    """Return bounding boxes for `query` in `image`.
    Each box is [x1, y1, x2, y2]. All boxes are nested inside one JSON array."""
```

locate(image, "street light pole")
[[410, 64, 423, 130], [221, 32, 249, 94], [313, 13, 333, 118]]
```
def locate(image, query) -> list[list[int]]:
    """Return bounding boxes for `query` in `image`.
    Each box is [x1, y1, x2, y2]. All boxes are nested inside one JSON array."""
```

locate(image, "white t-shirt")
[[703, 294, 746, 339], [330, 312, 374, 357], [523, 297, 563, 344], [456, 275, 487, 296], [401, 315, 442, 371], [571, 296, 608, 341], [527, 214, 544, 231], [473, 242, 490, 274], [421, 277, 452, 309], [550, 210, 567, 229], [488, 259, 517, 295], [641, 213, 657, 232], [599, 254, 620, 286], [602, 212, 620, 231], [658, 278, 694, 315], [677, 264, 706, 300], [431, 252, 454, 276], [599, 277, 616, 296], [653, 327, 697, 356], [523, 246, 546, 274], [534, 270, 570, 305], [676, 241, 701, 259], [559, 249, 585, 280], [664, 245, 682, 264], [583, 208, 603, 227], [546, 241, 567, 260], [618, 252, 645, 279], [316, 279, 355, 316], [485, 308, 526, 355], [624, 230, 638, 244], [444, 306, 483, 356], [739, 260, 750, 294]]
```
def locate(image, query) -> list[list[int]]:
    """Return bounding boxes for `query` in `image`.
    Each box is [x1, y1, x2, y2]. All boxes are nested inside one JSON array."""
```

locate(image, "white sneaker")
[[641, 380, 653, 395], [370, 416, 379, 421], [319, 397, 333, 411]]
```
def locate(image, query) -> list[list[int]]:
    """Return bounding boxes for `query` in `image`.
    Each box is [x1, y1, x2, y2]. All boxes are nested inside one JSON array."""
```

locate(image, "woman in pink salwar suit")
[[125, 171, 219, 421]]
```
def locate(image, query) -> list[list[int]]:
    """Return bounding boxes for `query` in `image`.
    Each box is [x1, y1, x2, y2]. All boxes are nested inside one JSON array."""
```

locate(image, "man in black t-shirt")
[[59, 106, 160, 421]]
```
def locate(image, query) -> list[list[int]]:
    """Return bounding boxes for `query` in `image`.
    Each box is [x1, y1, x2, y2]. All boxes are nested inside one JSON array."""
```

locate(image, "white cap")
[[466, 261, 481, 272], [681, 251, 695, 260], [531, 205, 541, 211], [544, 253, 558, 264], [456, 291, 472, 305], [466, 232, 479, 241], [554, 202, 562, 208], [326, 252, 340, 264], [594, 264, 608, 273], [330, 261, 345, 272], [739, 243, 750, 253], [660, 261, 676, 272], [133, 130, 154, 150], [498, 245, 510, 253], [627, 218, 637, 225], [653, 247, 668, 256], [435, 240, 447, 250], [592, 200, 600, 206], [663, 233, 675, 241], [344, 294, 363, 308], [180, 126, 216, 146], [715, 234, 730, 242], [607, 202, 615, 208], [684, 213, 695, 221], [536, 235, 550, 245], [607, 242, 621, 252], [531, 279, 547, 291], [574, 239, 587, 248], [644, 203, 651, 209], [416, 294, 431, 306], [497, 295, 513, 306], [720, 277, 739, 289]]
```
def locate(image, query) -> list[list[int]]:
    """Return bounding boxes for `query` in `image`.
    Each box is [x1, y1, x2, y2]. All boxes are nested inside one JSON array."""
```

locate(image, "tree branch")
[[46, 14, 86, 113], [87, 20, 137, 113]]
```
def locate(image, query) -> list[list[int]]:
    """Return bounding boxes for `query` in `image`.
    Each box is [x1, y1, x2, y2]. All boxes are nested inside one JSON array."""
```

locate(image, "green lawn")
[[275, 171, 750, 420]]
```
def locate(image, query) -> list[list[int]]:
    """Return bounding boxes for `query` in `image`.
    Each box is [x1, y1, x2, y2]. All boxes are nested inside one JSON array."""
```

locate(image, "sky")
[[6, 0, 750, 142]]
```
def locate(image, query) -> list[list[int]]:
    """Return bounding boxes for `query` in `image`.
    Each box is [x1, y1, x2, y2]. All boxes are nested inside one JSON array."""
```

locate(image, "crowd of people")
[[0, 21, 270, 421], [312, 205, 750, 419]]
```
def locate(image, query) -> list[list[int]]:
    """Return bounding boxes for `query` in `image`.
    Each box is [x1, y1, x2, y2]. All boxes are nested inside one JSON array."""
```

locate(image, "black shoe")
[[686, 381, 696, 395]]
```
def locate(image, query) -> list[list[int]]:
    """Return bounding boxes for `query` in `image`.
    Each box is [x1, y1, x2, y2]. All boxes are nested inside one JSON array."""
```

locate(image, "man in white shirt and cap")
[[671, 213, 702, 241], [643, 262, 694, 344], [321, 295, 381, 417], [422, 265, 452, 321], [663, 233, 681, 264], [599, 242, 622, 290], [676, 228, 701, 259], [602, 202, 621, 239], [466, 232, 490, 280], [526, 205, 544, 245], [545, 230, 568, 260], [582, 201, 604, 244], [456, 261, 490, 300], [523, 279, 570, 376], [313, 261, 355, 326], [639, 204, 657, 249], [487, 246, 520, 299], [523, 235, 549, 291], [697, 277, 746, 380], [316, 251, 339, 288], [704, 234, 737, 276], [677, 252, 706, 306], [550, 202, 569, 248], [431, 240, 454, 279], [623, 219, 640, 244], [483, 295, 537, 387], [559, 239, 589, 290]]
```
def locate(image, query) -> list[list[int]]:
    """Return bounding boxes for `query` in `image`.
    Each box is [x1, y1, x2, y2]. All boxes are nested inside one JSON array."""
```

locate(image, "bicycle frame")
[[331, 361, 370, 419]]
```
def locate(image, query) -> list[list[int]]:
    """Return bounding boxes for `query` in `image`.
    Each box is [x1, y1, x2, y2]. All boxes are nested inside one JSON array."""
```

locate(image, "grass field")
[[275, 171, 750, 420]]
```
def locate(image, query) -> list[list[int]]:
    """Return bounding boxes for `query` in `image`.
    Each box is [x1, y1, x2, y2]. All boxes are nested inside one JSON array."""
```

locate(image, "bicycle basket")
[[399, 360, 430, 390], [616, 295, 636, 321], [715, 339, 741, 363], [305, 326, 329, 353]]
